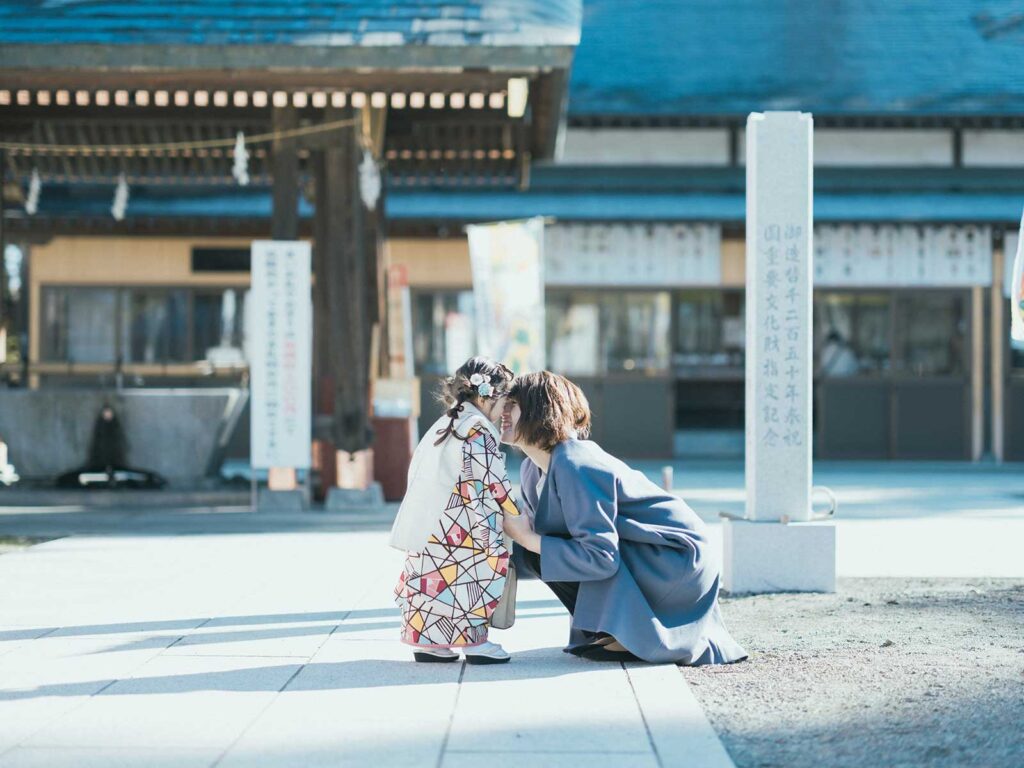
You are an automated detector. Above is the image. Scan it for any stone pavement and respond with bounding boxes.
[1,460,1022,766]
[0,531,734,768]
[2,459,1021,579]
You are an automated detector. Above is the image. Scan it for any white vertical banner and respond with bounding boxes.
[1011,212,1024,342]
[745,112,813,521]
[249,240,312,470]
[467,217,546,374]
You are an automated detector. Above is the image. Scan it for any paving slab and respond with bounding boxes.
[218,641,461,767]
[442,754,659,768]
[449,587,652,756]
[20,655,302,750]
[0,745,219,768]
[625,664,736,768]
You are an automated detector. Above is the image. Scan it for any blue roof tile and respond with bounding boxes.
[0,0,581,46]
[569,0,1024,116]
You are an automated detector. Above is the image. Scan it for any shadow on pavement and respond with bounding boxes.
[0,645,592,702]
[0,600,566,644]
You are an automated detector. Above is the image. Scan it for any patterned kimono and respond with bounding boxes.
[394,424,519,648]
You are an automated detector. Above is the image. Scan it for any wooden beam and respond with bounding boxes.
[0,103,273,125]
[3,215,281,238]
[0,46,571,82]
[270,106,299,240]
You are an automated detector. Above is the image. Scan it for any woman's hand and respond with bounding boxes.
[503,511,542,554]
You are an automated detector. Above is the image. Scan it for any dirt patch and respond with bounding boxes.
[681,578,1024,768]
[0,536,54,555]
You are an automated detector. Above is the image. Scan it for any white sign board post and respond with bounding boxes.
[249,240,312,509]
[723,112,836,594]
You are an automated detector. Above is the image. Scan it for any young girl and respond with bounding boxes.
[390,357,520,664]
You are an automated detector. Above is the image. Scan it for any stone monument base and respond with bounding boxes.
[722,518,836,594]
[325,482,385,512]
[257,488,306,513]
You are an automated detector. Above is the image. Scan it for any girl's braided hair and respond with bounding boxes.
[433,356,515,445]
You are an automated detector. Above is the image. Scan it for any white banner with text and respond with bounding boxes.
[249,240,312,469]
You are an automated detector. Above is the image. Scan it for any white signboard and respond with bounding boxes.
[814,224,992,287]
[746,111,813,522]
[249,240,312,469]
[467,217,545,374]
[545,223,721,286]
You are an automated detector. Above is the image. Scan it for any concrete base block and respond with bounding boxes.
[325,483,385,512]
[257,489,306,513]
[722,518,836,594]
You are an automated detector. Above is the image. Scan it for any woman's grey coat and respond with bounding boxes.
[514,439,747,665]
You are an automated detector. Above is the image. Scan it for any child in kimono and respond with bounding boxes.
[390,357,520,664]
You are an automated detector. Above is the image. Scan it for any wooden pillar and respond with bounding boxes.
[312,155,330,418]
[991,245,1006,462]
[365,184,387,378]
[310,144,338,494]
[971,285,985,461]
[0,149,6,333]
[271,106,299,240]
[320,106,373,457]
[364,105,389,380]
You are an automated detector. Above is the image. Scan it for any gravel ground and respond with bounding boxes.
[681,579,1024,768]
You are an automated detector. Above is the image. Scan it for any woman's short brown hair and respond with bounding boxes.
[509,371,592,451]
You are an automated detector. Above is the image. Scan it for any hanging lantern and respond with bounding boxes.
[232,131,250,186]
[359,150,381,211]
[111,172,129,221]
[24,168,41,216]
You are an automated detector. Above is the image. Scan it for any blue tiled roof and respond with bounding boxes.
[0,1,581,46]
[569,0,1024,116]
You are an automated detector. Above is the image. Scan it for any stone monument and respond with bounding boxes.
[722,111,837,594]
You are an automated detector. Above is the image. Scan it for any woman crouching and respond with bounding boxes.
[500,371,748,666]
